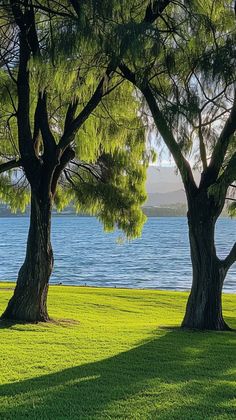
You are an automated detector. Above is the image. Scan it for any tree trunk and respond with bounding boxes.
[182,197,230,330]
[2,191,53,322]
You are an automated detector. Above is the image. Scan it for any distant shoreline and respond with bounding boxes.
[0,214,232,218]
[0,203,231,217]
[0,281,235,294]
[0,207,189,217]
[0,214,188,218]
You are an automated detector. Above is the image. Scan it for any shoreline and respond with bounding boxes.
[0,214,233,218]
[0,281,235,294]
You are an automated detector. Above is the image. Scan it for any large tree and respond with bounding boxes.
[0,0,171,321]
[120,0,236,330]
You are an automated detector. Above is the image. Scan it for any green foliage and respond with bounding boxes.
[0,173,30,212]
[53,185,73,212]
[68,82,148,238]
[124,0,235,166]
[50,76,150,237]
[112,0,236,221]
[0,1,154,238]
[2,0,234,230]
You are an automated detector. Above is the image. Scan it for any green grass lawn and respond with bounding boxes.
[0,283,235,419]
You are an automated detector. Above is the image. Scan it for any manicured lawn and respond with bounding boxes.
[0,283,235,419]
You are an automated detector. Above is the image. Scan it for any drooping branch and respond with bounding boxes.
[64,169,76,187]
[32,1,77,20]
[0,158,22,174]
[66,167,85,183]
[5,85,17,113]
[71,161,103,182]
[119,63,197,195]
[69,0,172,23]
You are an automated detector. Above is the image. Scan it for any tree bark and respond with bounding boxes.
[1,191,53,322]
[182,193,230,331]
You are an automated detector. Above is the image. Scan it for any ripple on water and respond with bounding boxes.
[0,216,235,292]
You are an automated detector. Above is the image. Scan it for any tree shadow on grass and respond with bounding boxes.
[0,319,29,329]
[0,318,79,330]
[0,328,235,419]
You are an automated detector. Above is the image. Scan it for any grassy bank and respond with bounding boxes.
[0,283,235,419]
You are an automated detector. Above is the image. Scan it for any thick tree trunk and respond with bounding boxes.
[182,197,230,330]
[2,191,53,322]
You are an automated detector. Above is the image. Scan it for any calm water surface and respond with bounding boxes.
[0,216,235,292]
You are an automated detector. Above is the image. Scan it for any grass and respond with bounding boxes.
[0,283,235,419]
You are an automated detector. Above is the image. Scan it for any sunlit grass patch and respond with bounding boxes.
[0,283,235,419]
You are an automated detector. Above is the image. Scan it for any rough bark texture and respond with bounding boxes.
[182,190,230,331]
[2,192,53,322]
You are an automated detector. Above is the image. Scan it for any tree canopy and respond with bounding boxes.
[119,0,236,187]
[0,0,165,238]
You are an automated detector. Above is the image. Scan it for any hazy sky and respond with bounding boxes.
[147,166,200,194]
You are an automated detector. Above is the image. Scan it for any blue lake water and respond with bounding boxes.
[0,216,235,292]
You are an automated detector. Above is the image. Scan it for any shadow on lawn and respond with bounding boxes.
[0,328,236,419]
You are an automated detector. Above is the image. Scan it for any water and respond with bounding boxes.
[0,216,235,292]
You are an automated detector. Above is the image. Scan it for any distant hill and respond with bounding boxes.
[0,166,207,217]
[143,166,196,213]
[146,166,200,194]
[143,205,187,217]
[145,189,186,206]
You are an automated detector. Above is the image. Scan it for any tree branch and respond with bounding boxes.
[71,161,103,182]
[206,89,236,184]
[226,197,236,201]
[198,114,207,171]
[10,1,36,160]
[64,169,76,187]
[36,92,57,158]
[57,0,172,153]
[57,74,109,153]
[51,147,75,195]
[223,242,236,272]
[64,99,79,133]
[0,158,22,174]
[216,149,236,189]
[119,63,197,195]
[144,0,171,23]
[30,1,77,20]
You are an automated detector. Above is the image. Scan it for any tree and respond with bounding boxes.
[0,0,170,322]
[119,0,236,330]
